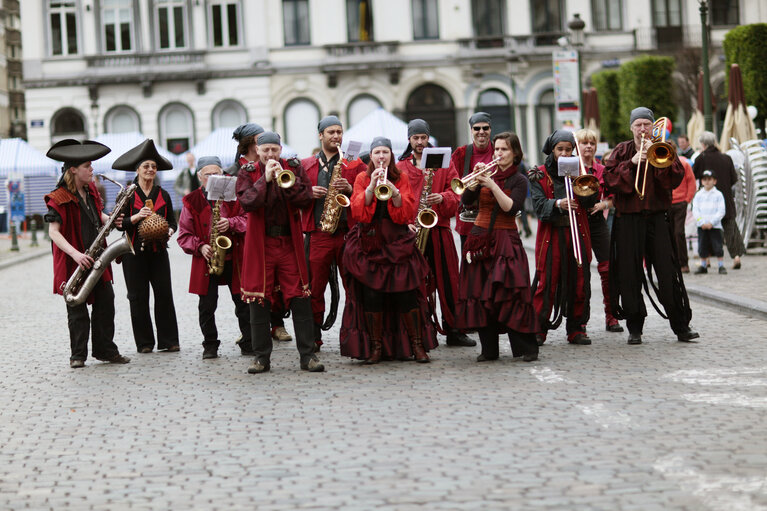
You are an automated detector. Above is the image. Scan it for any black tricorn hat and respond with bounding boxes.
[112,139,173,171]
[46,139,111,166]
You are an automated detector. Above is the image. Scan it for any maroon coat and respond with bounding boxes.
[604,140,684,214]
[177,187,247,295]
[449,143,494,235]
[300,154,366,233]
[45,183,112,303]
[235,158,313,304]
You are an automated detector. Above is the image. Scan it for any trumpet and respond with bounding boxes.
[636,117,676,200]
[277,168,295,188]
[450,157,501,195]
[374,158,392,201]
[572,141,600,197]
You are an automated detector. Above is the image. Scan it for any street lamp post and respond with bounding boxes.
[568,14,586,128]
[699,0,713,132]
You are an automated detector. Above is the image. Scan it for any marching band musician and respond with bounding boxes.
[340,136,437,364]
[44,140,131,368]
[603,107,698,345]
[229,123,294,344]
[529,130,594,346]
[449,112,495,251]
[235,131,324,374]
[300,116,366,352]
[115,139,180,354]
[574,129,624,334]
[177,157,251,359]
[455,132,539,362]
[397,119,475,348]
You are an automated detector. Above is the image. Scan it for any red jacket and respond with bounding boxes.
[396,156,459,228]
[449,143,495,235]
[44,182,112,302]
[177,187,247,295]
[300,154,366,233]
[350,171,416,225]
[672,156,697,205]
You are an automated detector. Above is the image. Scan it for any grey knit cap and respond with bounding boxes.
[257,131,281,146]
[407,119,430,137]
[196,156,222,173]
[318,115,342,133]
[629,107,655,126]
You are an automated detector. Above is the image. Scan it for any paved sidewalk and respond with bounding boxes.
[0,230,51,270]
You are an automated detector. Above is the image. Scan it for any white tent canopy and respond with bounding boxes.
[341,108,438,158]
[183,127,298,168]
[0,138,58,178]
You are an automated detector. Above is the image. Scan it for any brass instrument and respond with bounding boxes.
[62,174,136,306]
[414,168,439,254]
[636,117,676,200]
[572,141,600,197]
[207,199,232,276]
[562,167,584,268]
[277,167,296,188]
[318,144,351,234]
[374,157,392,200]
[450,157,501,195]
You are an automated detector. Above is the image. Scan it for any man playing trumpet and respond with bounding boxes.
[300,116,366,352]
[604,107,698,345]
[177,157,250,359]
[398,119,475,347]
[235,132,324,373]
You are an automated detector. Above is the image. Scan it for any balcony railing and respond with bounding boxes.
[457,33,566,54]
[323,41,400,59]
[85,50,206,69]
[634,25,710,51]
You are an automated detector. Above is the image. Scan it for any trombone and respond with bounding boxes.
[450,157,501,195]
[572,141,600,197]
[635,116,675,200]
[374,158,393,200]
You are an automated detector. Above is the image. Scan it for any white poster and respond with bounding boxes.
[553,50,581,131]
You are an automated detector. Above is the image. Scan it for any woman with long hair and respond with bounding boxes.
[456,132,538,362]
[115,139,180,354]
[340,136,437,364]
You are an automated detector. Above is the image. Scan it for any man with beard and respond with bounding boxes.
[398,119,475,347]
[300,116,366,352]
[449,112,495,251]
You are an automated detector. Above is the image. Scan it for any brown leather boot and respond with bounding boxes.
[364,311,383,364]
[599,266,624,332]
[402,308,429,363]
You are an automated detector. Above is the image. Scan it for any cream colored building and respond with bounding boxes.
[20,0,767,162]
[0,0,23,139]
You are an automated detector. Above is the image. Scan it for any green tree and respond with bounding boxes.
[591,69,623,146]
[723,23,767,134]
[618,55,677,135]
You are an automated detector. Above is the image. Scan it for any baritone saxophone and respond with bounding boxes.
[318,144,351,234]
[207,199,232,276]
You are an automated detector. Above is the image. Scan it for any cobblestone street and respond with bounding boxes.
[2,232,766,510]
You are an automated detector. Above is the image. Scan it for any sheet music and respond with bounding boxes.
[557,156,580,177]
[345,140,363,161]
[420,147,452,169]
[206,175,237,201]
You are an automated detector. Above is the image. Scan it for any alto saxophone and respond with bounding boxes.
[414,168,439,254]
[207,199,232,276]
[62,175,136,306]
[318,145,351,234]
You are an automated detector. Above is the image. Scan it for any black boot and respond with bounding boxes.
[292,297,324,372]
[202,339,220,359]
[446,328,477,347]
[247,302,272,373]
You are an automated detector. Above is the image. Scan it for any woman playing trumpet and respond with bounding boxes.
[529,130,595,346]
[340,136,437,364]
[455,132,538,362]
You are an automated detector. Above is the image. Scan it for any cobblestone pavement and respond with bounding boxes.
[1,229,766,511]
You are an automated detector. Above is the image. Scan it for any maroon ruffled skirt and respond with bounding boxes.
[456,228,538,333]
[340,219,438,360]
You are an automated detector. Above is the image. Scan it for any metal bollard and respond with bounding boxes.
[30,219,39,247]
[10,221,19,252]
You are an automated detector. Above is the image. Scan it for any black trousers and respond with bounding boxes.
[722,217,746,258]
[250,297,315,364]
[589,214,610,263]
[478,321,538,359]
[67,280,120,361]
[609,212,692,336]
[121,248,179,351]
[198,260,250,349]
[424,234,459,329]
[668,202,689,267]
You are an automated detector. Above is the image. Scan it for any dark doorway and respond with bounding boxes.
[406,84,456,150]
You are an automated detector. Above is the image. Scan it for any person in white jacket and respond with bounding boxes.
[692,170,727,274]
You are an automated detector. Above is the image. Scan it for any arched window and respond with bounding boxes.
[104,105,141,133]
[284,98,320,158]
[477,89,512,133]
[212,99,247,129]
[406,84,455,149]
[535,89,555,159]
[51,107,87,143]
[159,103,194,154]
[347,94,381,127]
